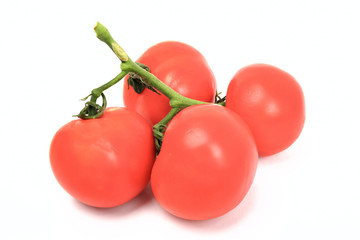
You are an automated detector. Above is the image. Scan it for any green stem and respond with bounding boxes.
[153,108,181,153]
[94,22,210,109]
[155,107,181,128]
[94,22,128,62]
[125,60,208,108]
[77,71,128,119]
[93,22,221,151]
[90,71,128,99]
[87,71,128,116]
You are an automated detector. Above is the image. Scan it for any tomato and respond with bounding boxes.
[123,41,217,125]
[226,64,305,156]
[151,104,258,220]
[49,107,155,208]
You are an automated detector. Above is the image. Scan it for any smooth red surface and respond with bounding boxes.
[123,41,217,125]
[226,64,305,156]
[49,108,155,208]
[151,104,258,220]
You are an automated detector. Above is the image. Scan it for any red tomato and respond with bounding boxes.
[49,107,155,208]
[226,64,305,156]
[123,41,217,125]
[151,104,258,220]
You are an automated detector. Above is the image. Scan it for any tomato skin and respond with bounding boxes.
[49,108,155,208]
[151,104,258,220]
[123,41,217,125]
[226,64,305,156]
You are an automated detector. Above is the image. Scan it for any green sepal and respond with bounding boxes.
[128,76,145,93]
[215,91,226,105]
[127,62,161,95]
[74,93,107,119]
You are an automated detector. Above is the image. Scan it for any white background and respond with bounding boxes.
[1,0,359,239]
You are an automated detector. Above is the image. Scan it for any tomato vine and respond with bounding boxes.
[50,21,304,219]
[77,22,218,151]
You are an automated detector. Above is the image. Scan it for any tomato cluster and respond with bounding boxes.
[50,40,305,220]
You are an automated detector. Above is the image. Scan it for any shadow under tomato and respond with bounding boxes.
[157,184,259,232]
[72,184,154,218]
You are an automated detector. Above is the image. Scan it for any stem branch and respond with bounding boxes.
[77,71,128,119]
[155,107,181,127]
[91,71,128,98]
[153,108,181,153]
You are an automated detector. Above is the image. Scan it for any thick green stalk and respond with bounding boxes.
[123,59,208,108]
[94,22,209,109]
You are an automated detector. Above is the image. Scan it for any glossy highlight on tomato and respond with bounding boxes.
[151,104,258,220]
[49,107,156,208]
[226,64,305,156]
[123,41,217,125]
